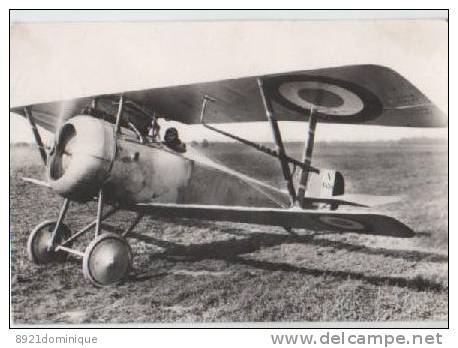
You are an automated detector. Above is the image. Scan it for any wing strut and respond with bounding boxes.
[257,78,297,206]
[199,96,319,175]
[24,106,47,165]
[297,108,318,208]
[114,94,124,134]
[198,85,322,208]
[108,94,125,168]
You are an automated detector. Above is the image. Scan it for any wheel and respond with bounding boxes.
[83,233,132,287]
[27,220,72,264]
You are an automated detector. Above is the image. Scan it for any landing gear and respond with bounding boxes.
[83,233,132,287]
[27,188,142,287]
[27,220,72,264]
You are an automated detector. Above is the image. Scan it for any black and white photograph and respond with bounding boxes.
[9,10,448,328]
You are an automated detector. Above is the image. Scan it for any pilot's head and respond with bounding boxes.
[164,127,179,143]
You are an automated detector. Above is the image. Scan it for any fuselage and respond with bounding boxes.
[47,115,285,208]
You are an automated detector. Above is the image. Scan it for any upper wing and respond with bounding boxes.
[126,64,446,127]
[10,64,447,132]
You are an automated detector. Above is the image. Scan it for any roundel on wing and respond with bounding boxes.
[264,75,384,123]
[318,216,366,231]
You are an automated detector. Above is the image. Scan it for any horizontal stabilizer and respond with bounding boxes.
[337,194,402,207]
[131,203,414,238]
[280,193,401,208]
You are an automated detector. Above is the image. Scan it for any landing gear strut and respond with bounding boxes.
[26,188,141,287]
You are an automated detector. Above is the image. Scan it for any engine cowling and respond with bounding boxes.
[47,115,116,201]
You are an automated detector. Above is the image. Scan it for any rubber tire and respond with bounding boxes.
[27,220,72,264]
[83,233,132,287]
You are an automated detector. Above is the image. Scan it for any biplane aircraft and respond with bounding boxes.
[10,64,447,287]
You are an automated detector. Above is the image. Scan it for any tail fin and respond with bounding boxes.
[306,169,344,197]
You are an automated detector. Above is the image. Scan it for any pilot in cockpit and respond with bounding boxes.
[163,127,186,153]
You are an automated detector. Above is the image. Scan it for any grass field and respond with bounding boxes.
[10,140,448,325]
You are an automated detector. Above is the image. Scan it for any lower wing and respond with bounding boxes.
[20,176,412,237]
[130,203,414,238]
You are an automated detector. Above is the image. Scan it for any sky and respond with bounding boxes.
[10,19,448,144]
